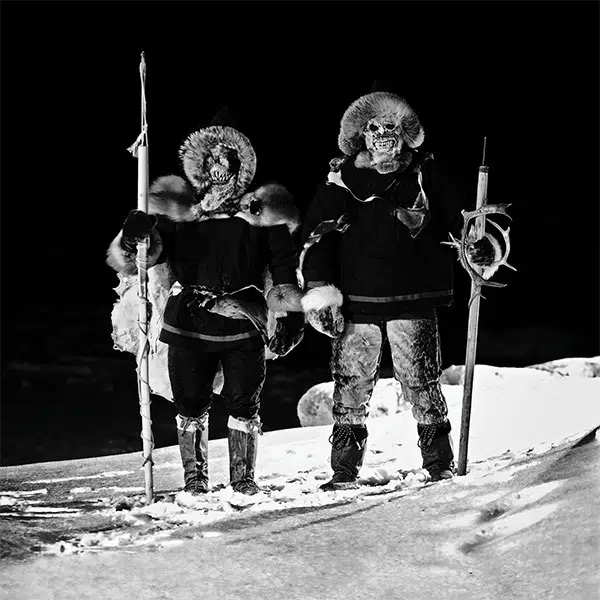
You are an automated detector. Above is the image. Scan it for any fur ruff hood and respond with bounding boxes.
[178,125,256,213]
[338,92,425,157]
[148,175,300,233]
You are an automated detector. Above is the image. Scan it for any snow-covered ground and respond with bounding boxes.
[1,358,599,599]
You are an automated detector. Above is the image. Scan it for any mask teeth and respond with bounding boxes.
[374,138,395,151]
[210,166,232,183]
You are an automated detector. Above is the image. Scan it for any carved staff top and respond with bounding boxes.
[443,138,516,303]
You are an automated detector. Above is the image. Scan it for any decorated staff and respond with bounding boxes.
[124,52,154,504]
[443,138,515,476]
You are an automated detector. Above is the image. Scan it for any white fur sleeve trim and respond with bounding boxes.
[301,284,344,312]
[106,232,129,271]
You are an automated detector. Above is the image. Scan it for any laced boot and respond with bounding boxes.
[319,424,368,491]
[228,416,262,495]
[176,413,209,494]
[418,420,455,482]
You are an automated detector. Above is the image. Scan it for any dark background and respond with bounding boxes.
[1,0,599,466]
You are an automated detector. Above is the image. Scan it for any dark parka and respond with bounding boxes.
[155,216,298,351]
[300,153,467,323]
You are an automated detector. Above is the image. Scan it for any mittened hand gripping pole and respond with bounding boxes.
[442,139,516,302]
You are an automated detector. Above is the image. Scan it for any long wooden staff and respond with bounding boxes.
[457,140,489,476]
[127,51,154,504]
[444,139,515,476]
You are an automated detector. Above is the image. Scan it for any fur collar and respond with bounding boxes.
[330,160,398,200]
[148,175,300,232]
[329,150,433,176]
[353,149,414,173]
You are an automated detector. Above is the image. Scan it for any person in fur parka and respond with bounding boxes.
[299,88,496,489]
[107,115,304,496]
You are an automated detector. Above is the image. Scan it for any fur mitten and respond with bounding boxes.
[268,313,305,357]
[121,210,158,252]
[301,284,345,338]
[466,237,496,267]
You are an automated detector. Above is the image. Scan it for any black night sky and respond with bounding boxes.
[1,1,599,466]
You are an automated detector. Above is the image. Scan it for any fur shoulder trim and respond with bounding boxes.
[148,175,198,221]
[146,176,300,231]
[301,284,344,312]
[235,182,301,233]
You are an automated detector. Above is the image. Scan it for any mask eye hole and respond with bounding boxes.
[368,123,379,132]
[384,123,396,131]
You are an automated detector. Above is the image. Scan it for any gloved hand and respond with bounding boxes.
[305,304,345,338]
[466,236,496,268]
[268,312,305,357]
[120,209,157,252]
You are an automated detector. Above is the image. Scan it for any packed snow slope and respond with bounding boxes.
[1,360,599,600]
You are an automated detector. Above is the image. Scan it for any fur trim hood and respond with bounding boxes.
[178,125,257,213]
[338,92,425,156]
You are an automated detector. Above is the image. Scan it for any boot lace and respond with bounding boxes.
[417,423,438,450]
[417,420,452,450]
[329,424,367,450]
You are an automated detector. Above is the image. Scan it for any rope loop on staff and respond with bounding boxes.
[127,125,148,157]
[136,244,155,467]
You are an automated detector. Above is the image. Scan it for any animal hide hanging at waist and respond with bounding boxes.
[184,284,270,343]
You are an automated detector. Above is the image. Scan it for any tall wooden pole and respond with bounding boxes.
[457,139,488,477]
[135,52,154,504]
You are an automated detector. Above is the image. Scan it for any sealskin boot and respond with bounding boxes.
[176,413,209,494]
[228,416,262,495]
[319,424,368,491]
[418,420,455,482]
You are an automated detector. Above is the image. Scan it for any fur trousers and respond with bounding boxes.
[330,316,448,426]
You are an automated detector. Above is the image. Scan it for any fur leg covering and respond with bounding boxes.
[228,416,262,495]
[176,413,209,494]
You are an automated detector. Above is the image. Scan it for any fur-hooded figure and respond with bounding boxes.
[337,91,425,175]
[149,104,299,225]
[107,116,303,402]
[107,119,300,276]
